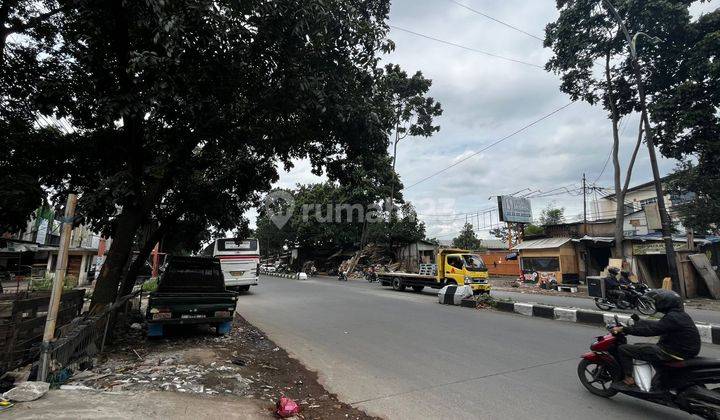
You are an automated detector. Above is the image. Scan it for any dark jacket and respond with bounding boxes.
[624,309,701,359]
[605,274,621,290]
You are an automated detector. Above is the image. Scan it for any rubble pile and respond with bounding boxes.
[57,316,379,420]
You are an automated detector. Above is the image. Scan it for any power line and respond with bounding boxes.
[389,25,544,69]
[405,101,574,190]
[449,0,544,41]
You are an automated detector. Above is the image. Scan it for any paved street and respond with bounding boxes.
[237,275,720,419]
[491,289,720,325]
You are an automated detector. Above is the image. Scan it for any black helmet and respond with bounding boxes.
[620,270,630,277]
[608,267,620,275]
[647,289,683,313]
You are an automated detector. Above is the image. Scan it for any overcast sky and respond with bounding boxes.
[248,0,719,241]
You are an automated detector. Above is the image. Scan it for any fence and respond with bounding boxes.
[45,291,138,380]
[0,290,85,377]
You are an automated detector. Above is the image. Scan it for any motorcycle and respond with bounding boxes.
[594,283,656,315]
[364,269,378,283]
[578,315,720,419]
[338,271,347,281]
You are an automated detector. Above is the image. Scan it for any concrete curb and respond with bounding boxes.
[460,298,720,345]
[260,271,300,280]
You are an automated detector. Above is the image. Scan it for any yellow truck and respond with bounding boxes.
[377,248,491,294]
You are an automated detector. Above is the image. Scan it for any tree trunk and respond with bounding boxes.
[118,223,166,298]
[89,208,142,312]
[605,52,625,259]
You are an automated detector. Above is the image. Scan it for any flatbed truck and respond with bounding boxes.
[377,248,491,294]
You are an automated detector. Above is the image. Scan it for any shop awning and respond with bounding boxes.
[511,238,571,250]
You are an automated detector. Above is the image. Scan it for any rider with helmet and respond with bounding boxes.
[604,267,627,308]
[612,289,701,387]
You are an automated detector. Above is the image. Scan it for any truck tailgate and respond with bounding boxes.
[147,292,237,323]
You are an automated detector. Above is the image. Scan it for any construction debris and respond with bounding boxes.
[2,381,49,402]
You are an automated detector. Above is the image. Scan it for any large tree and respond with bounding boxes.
[2,0,407,310]
[380,63,443,210]
[650,9,720,234]
[544,0,695,257]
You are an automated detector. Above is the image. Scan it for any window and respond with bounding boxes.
[446,255,464,269]
[462,255,487,271]
[522,257,560,272]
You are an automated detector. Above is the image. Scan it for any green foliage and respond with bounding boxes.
[452,223,483,250]
[141,277,158,293]
[255,185,426,256]
[649,10,720,234]
[381,63,443,140]
[539,205,565,226]
[524,224,545,236]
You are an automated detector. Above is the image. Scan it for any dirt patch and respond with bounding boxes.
[65,315,379,420]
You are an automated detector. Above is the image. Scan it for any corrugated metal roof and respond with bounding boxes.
[511,237,571,250]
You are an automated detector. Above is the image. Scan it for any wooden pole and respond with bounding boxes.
[38,193,77,381]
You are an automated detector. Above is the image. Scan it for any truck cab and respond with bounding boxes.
[437,249,491,294]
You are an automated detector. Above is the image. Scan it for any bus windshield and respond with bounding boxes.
[462,254,487,272]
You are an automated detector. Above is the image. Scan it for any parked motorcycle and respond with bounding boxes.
[364,269,378,283]
[594,283,656,315]
[338,271,347,281]
[578,315,720,419]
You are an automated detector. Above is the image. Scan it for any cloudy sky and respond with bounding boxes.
[249,0,719,241]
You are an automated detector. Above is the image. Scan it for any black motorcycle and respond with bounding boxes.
[338,271,347,281]
[579,315,720,419]
[594,283,656,315]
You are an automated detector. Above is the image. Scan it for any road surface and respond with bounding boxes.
[236,275,720,419]
[491,289,720,325]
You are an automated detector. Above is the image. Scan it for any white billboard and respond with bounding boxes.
[497,196,533,224]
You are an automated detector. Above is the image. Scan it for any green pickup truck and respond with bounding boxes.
[146,256,237,337]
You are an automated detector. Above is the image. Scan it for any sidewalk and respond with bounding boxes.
[8,389,272,420]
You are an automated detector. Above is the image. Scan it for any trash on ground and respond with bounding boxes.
[276,396,300,418]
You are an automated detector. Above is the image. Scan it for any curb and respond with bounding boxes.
[260,271,300,280]
[461,299,720,345]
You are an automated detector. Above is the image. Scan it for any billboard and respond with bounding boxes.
[497,196,532,224]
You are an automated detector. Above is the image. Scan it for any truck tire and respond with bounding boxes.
[411,286,424,293]
[392,277,406,291]
[237,285,250,292]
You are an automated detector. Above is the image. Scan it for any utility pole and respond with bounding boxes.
[603,0,682,297]
[582,173,587,231]
[38,193,77,381]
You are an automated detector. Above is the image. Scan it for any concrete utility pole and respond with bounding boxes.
[602,0,683,297]
[582,173,587,228]
[38,193,77,381]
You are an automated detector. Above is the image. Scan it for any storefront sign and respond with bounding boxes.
[632,242,687,255]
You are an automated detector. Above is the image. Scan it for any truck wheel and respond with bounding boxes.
[237,285,250,292]
[392,277,406,291]
[411,286,424,293]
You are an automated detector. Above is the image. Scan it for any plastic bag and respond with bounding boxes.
[276,396,300,418]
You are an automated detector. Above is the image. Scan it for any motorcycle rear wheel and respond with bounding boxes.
[594,298,613,311]
[577,359,618,398]
[636,296,657,316]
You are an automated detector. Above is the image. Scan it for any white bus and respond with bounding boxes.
[211,238,260,292]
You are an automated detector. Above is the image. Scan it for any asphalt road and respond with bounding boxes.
[236,275,720,420]
[491,289,720,325]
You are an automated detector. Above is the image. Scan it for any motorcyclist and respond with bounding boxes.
[604,267,626,307]
[619,270,633,287]
[611,289,701,388]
